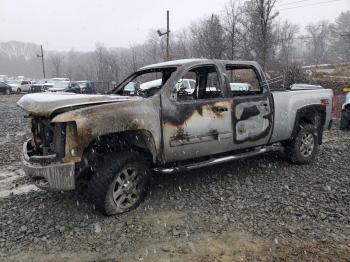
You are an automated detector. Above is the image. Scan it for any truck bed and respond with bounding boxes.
[270,89,333,143]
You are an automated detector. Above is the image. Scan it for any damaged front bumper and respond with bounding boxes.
[21,140,76,191]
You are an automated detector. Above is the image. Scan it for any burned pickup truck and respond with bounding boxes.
[18,59,334,215]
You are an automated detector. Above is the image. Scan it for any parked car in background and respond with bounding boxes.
[0,81,12,94]
[340,92,350,130]
[122,79,163,96]
[51,78,70,82]
[7,79,32,93]
[230,82,250,91]
[31,79,49,92]
[77,81,96,94]
[48,81,81,93]
[44,78,70,91]
[176,78,196,94]
[31,78,70,92]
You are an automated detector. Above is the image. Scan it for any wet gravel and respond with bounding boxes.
[0,94,349,261]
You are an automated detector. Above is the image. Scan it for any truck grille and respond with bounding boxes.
[31,118,66,158]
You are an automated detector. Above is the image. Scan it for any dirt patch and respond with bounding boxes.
[143,210,187,227]
[5,231,350,261]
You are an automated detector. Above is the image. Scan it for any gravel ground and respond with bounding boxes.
[0,94,349,261]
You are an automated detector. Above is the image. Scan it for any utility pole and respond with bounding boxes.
[166,10,170,61]
[157,10,170,61]
[37,45,46,79]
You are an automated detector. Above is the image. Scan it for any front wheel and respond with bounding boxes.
[88,152,149,215]
[285,123,319,164]
[5,88,10,95]
[17,88,21,93]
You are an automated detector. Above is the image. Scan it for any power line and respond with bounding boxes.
[278,0,342,10]
[277,0,321,7]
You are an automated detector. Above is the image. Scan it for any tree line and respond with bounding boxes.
[0,0,349,83]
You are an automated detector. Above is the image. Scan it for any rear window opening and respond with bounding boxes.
[226,65,262,95]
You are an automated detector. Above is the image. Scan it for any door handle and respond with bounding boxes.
[212,106,228,112]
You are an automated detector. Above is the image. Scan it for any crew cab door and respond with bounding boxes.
[161,64,233,163]
[225,64,273,149]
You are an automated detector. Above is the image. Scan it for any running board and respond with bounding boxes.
[154,144,281,174]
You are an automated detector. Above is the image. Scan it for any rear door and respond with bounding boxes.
[162,64,233,162]
[226,64,274,149]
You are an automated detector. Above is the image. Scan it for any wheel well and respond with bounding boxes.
[76,130,157,184]
[88,130,156,160]
[291,105,326,145]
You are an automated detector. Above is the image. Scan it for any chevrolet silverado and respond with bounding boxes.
[17,59,334,215]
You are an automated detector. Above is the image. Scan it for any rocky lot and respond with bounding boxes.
[0,94,349,261]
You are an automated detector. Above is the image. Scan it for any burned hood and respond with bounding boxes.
[17,92,140,117]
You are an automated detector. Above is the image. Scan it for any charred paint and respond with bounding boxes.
[209,129,219,140]
[163,100,231,128]
[50,97,162,163]
[238,105,260,120]
[162,102,207,127]
[171,127,191,141]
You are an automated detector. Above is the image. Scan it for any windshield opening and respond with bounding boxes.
[113,67,177,97]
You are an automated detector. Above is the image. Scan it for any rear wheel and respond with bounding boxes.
[5,88,10,95]
[88,152,149,215]
[17,88,21,93]
[285,123,318,164]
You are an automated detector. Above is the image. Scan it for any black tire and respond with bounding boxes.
[17,88,21,93]
[5,88,10,95]
[87,151,149,215]
[340,114,349,130]
[285,123,319,164]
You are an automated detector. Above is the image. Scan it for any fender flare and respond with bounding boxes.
[290,104,326,145]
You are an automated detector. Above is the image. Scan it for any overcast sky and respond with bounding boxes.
[0,0,349,51]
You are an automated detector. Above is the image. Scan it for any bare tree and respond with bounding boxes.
[329,11,350,62]
[48,53,64,77]
[143,31,164,63]
[276,20,299,67]
[222,0,242,60]
[2,2,349,81]
[305,21,330,66]
[172,29,192,59]
[191,14,225,59]
[242,0,279,69]
[129,44,139,73]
